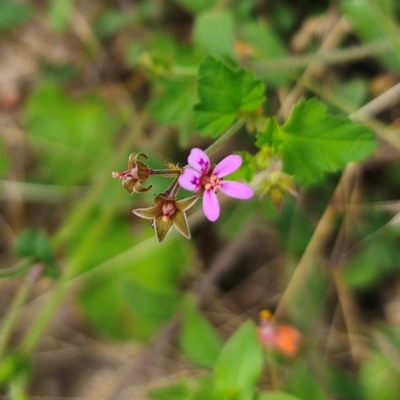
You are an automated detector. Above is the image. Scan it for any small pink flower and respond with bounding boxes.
[178,148,253,221]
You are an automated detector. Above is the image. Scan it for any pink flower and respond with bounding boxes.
[178,148,253,221]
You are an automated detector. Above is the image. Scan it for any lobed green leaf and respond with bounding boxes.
[257,98,375,186]
[194,56,265,137]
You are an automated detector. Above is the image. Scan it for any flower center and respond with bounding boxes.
[201,174,222,193]
[161,201,176,222]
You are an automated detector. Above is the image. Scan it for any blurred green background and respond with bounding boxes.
[1,0,400,399]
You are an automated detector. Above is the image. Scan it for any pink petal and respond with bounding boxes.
[213,155,242,178]
[220,181,253,199]
[203,190,220,221]
[188,148,210,174]
[178,169,201,192]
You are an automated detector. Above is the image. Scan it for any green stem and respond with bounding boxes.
[250,40,391,71]
[20,191,122,354]
[150,169,182,176]
[0,278,32,358]
[366,0,400,66]
[0,258,34,279]
[162,176,181,198]
[19,115,145,353]
[205,118,246,156]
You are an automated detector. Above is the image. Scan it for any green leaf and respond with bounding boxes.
[48,0,75,32]
[78,228,192,340]
[257,98,375,186]
[256,117,281,149]
[148,380,194,400]
[25,82,123,186]
[0,1,33,32]
[213,320,263,400]
[14,230,38,259]
[123,280,182,322]
[193,10,235,58]
[359,351,400,400]
[341,0,400,71]
[14,229,58,278]
[258,392,304,400]
[174,0,217,14]
[342,224,400,289]
[0,138,10,177]
[194,56,265,137]
[285,361,327,400]
[149,78,197,145]
[0,352,32,387]
[95,9,127,39]
[327,365,362,399]
[179,298,223,368]
[238,22,289,86]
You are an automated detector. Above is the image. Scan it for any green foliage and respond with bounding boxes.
[0,352,32,388]
[359,351,400,400]
[342,218,400,289]
[2,1,397,398]
[148,380,194,400]
[257,98,376,185]
[48,0,75,32]
[149,77,197,145]
[79,234,192,339]
[341,0,400,71]
[0,138,10,177]
[193,10,235,58]
[238,21,289,86]
[148,382,190,400]
[258,392,304,400]
[213,320,264,400]
[194,56,265,137]
[14,229,59,278]
[25,82,123,186]
[148,320,264,400]
[284,361,327,400]
[174,0,217,14]
[95,8,131,39]
[179,298,223,368]
[123,280,182,327]
[0,1,33,32]
[331,79,368,112]
[327,365,362,400]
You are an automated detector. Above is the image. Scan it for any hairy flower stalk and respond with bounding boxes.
[178,148,253,221]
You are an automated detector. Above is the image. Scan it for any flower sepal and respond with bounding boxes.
[112,153,152,194]
[132,194,199,242]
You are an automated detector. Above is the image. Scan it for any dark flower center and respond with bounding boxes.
[201,174,222,193]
